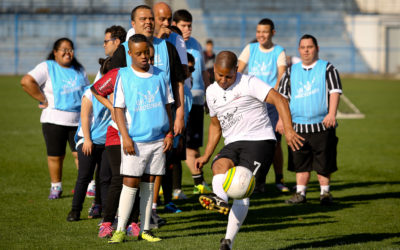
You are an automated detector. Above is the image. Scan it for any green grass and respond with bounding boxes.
[0,76,399,249]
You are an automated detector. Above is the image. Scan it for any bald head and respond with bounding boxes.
[215,51,238,71]
[153,2,172,14]
[153,2,172,34]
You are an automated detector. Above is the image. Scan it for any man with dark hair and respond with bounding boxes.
[277,34,342,205]
[238,17,290,194]
[173,9,212,195]
[196,51,303,250]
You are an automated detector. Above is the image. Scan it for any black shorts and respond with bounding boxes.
[288,128,338,176]
[42,123,77,156]
[212,140,276,175]
[186,104,204,149]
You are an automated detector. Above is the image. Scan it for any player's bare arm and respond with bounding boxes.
[81,96,93,156]
[265,89,304,151]
[114,107,135,155]
[92,91,115,121]
[274,65,287,90]
[323,92,340,128]
[163,103,174,152]
[195,116,222,169]
[21,74,48,108]
[237,60,247,73]
[174,81,185,135]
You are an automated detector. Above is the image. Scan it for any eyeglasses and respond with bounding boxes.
[58,48,74,53]
[104,38,116,44]
[189,66,195,73]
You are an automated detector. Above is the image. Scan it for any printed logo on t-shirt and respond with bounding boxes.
[249,60,273,77]
[294,77,319,99]
[220,107,243,130]
[135,87,162,112]
[61,75,81,94]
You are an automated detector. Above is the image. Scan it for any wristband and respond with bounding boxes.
[166,133,174,138]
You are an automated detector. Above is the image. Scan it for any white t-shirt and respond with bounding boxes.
[206,73,276,145]
[28,61,90,126]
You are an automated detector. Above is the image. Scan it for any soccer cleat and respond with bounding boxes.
[285,192,307,204]
[220,238,232,250]
[66,210,80,222]
[199,193,229,215]
[320,192,333,205]
[108,230,125,244]
[86,180,96,198]
[126,222,140,237]
[88,201,102,219]
[150,209,167,229]
[193,183,212,194]
[172,189,188,200]
[276,183,290,193]
[98,222,113,238]
[139,230,162,242]
[164,202,182,213]
[48,186,62,200]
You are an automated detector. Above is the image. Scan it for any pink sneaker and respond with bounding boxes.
[126,222,140,237]
[98,222,113,238]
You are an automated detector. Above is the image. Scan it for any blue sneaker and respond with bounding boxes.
[164,202,182,213]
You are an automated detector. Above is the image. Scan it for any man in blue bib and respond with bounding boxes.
[277,34,342,205]
[238,18,289,193]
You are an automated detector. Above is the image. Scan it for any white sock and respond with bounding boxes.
[139,182,154,232]
[212,174,228,202]
[320,185,330,195]
[297,185,307,196]
[225,198,249,248]
[152,202,157,210]
[116,184,137,232]
[51,182,62,190]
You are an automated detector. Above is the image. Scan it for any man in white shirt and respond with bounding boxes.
[195,51,304,250]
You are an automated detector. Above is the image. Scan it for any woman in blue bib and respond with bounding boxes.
[21,37,90,200]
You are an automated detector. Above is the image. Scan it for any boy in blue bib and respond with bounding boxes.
[109,34,174,244]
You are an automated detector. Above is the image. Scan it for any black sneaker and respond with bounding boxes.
[199,193,229,215]
[67,210,80,222]
[320,192,333,205]
[150,209,166,229]
[220,238,231,250]
[285,192,307,204]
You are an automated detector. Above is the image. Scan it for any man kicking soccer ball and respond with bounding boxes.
[195,51,304,250]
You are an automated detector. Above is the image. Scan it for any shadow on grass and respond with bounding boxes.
[277,233,400,249]
[158,181,400,239]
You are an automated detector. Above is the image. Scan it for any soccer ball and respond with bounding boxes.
[223,166,255,199]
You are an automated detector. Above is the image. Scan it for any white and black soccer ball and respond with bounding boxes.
[223,166,255,199]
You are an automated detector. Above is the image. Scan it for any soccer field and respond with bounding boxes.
[0,75,399,249]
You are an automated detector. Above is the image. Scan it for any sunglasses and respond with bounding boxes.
[189,66,195,73]
[104,38,116,44]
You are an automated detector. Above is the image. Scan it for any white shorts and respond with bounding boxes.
[120,139,166,177]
